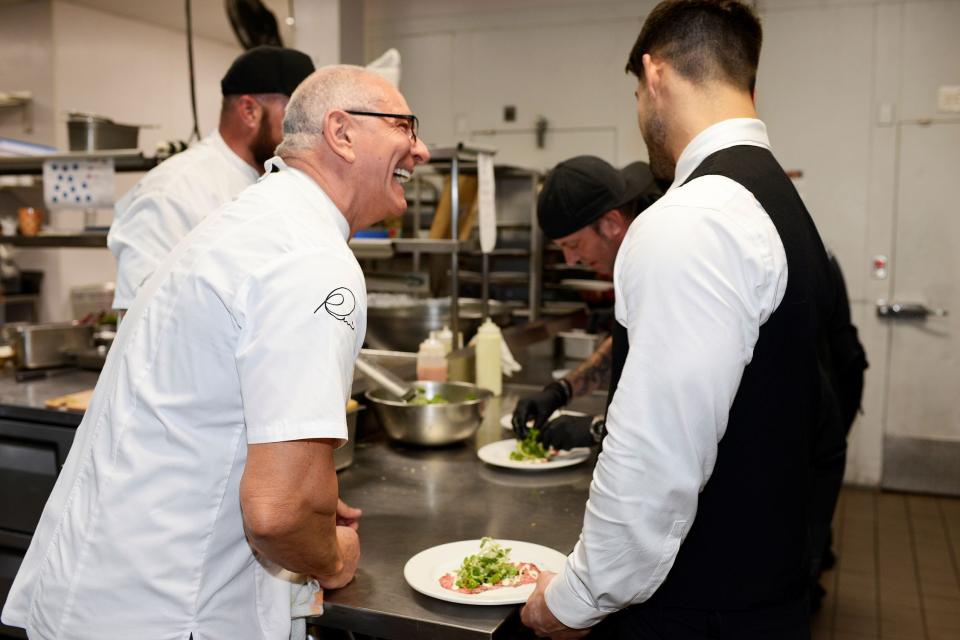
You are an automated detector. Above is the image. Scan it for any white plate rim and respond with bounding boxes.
[403,539,567,605]
[478,438,591,471]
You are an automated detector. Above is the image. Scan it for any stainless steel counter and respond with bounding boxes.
[0,369,100,426]
[314,385,607,640]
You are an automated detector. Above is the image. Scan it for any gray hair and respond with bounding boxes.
[276,64,389,155]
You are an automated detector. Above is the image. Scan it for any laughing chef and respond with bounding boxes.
[2,65,429,640]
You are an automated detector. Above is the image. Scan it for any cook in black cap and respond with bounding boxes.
[108,46,315,312]
[511,155,662,451]
[220,46,316,168]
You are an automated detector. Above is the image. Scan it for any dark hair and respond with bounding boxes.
[625,0,762,93]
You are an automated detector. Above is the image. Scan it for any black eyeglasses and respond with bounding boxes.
[345,110,419,143]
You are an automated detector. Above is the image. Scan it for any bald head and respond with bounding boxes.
[276,65,396,156]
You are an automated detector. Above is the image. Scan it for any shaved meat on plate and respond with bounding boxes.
[440,562,541,594]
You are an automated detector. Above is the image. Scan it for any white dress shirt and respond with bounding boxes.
[2,158,366,640]
[545,119,789,628]
[108,130,260,310]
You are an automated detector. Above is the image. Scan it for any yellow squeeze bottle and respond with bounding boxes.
[474,318,502,396]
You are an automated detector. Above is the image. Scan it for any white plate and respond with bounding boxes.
[403,539,567,605]
[478,438,591,471]
[498,409,586,431]
[560,278,614,292]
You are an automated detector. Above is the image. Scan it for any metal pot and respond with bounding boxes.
[365,297,513,352]
[334,401,363,471]
[365,380,492,446]
[67,112,140,151]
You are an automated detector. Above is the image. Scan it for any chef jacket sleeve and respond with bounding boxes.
[109,192,199,310]
[544,192,787,628]
[234,250,365,446]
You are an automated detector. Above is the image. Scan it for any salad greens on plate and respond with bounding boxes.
[454,537,520,589]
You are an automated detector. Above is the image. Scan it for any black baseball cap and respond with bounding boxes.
[220,46,315,97]
[538,156,657,240]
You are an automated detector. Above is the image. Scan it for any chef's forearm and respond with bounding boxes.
[243,507,342,577]
[565,336,614,398]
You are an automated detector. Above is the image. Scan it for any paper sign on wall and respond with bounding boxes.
[43,157,115,210]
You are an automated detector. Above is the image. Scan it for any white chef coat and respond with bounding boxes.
[108,130,260,310]
[545,119,789,628]
[2,157,366,640]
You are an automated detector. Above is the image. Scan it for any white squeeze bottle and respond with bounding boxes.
[416,337,448,381]
[435,325,454,354]
[474,318,502,396]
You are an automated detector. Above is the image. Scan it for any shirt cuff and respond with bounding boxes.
[544,560,609,630]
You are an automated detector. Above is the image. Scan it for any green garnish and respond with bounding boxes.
[509,427,552,462]
[455,537,519,590]
[406,387,449,406]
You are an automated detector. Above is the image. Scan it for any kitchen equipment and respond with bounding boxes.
[365,297,513,353]
[365,380,492,446]
[70,283,115,321]
[9,322,94,370]
[557,330,603,360]
[355,356,417,402]
[334,400,363,471]
[67,112,140,151]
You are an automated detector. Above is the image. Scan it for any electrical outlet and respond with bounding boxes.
[938,86,960,113]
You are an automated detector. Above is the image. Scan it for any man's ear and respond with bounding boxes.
[236,95,262,130]
[323,110,357,163]
[599,210,628,239]
[641,53,663,101]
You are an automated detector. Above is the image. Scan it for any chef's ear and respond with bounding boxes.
[235,95,263,129]
[323,110,357,163]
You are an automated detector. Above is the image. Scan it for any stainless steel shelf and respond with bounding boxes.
[349,238,479,260]
[1,233,107,248]
[0,150,158,175]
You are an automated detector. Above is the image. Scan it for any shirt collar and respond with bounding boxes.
[671,118,770,190]
[208,129,260,182]
[262,156,351,242]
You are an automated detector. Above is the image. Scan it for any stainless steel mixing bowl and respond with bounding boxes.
[365,380,493,446]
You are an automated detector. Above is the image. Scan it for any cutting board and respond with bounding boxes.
[44,388,95,412]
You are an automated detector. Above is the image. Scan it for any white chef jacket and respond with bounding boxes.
[2,157,366,640]
[545,119,789,628]
[108,130,260,310]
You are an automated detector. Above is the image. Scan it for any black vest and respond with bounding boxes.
[608,145,835,613]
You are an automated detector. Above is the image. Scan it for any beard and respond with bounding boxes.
[640,109,675,185]
[250,108,278,169]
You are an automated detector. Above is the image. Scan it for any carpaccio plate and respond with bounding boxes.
[403,539,568,605]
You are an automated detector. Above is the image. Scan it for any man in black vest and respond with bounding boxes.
[521,2,835,638]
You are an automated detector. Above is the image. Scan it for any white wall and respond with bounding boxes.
[3,0,241,321]
[366,0,959,485]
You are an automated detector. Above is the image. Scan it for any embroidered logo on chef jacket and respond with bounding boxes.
[315,287,356,330]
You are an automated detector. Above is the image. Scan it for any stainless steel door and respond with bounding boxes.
[880,121,960,494]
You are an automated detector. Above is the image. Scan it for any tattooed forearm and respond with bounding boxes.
[565,336,613,398]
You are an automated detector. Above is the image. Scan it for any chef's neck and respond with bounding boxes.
[218,124,261,172]
[281,153,363,234]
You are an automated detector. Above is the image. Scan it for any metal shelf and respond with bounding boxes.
[1,233,107,248]
[0,150,158,176]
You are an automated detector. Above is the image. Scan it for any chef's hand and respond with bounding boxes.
[336,498,361,530]
[540,415,598,450]
[512,381,570,438]
[521,571,590,639]
[317,525,360,590]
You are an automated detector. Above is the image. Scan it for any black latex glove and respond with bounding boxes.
[540,415,596,450]
[512,381,569,439]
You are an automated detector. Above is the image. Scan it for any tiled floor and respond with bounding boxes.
[811,487,960,640]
